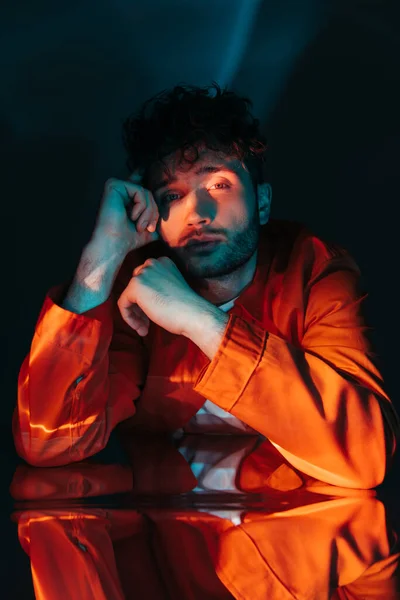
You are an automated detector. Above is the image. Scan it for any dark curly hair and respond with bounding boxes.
[121,82,269,190]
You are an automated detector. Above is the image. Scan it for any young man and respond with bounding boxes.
[13,84,399,488]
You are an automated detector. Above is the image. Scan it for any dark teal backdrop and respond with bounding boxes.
[1,4,399,593]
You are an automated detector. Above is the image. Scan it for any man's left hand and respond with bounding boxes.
[117,256,208,337]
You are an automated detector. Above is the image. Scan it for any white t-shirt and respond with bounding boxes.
[172,297,262,523]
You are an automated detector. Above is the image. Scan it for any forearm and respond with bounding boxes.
[62,236,129,314]
[192,315,397,488]
[14,290,145,467]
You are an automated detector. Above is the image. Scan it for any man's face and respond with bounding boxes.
[147,148,261,279]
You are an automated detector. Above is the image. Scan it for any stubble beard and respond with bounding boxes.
[171,206,261,280]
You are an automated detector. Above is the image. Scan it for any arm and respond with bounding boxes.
[12,238,148,467]
[189,249,400,489]
[15,510,129,600]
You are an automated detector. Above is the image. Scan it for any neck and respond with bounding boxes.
[193,249,258,306]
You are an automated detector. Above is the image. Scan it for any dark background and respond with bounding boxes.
[1,1,399,583]
[1,0,399,595]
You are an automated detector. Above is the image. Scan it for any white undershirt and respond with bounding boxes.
[173,297,260,524]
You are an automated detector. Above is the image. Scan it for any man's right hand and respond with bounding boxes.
[91,171,160,254]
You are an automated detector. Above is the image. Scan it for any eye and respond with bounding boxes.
[209,182,230,191]
[161,181,230,204]
[162,192,182,204]
[209,181,231,191]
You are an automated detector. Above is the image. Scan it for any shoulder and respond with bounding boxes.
[263,218,360,277]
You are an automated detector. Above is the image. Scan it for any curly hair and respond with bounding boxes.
[121,82,269,189]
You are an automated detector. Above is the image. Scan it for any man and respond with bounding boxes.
[12,83,399,488]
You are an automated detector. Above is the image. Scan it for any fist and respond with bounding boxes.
[117,256,203,336]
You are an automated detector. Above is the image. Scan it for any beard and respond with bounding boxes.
[169,204,261,281]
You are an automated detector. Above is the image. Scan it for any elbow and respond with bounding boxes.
[12,406,107,467]
[349,422,394,490]
[351,467,385,490]
[12,411,72,467]
[13,422,80,468]
[318,456,386,491]
[13,430,102,467]
[14,438,76,468]
[339,397,397,490]
[364,420,397,489]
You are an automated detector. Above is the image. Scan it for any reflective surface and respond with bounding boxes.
[8,434,400,599]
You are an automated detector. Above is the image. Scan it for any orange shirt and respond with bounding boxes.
[12,219,400,487]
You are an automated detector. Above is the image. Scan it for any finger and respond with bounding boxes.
[104,178,143,208]
[146,214,158,233]
[146,221,158,233]
[118,299,150,335]
[129,304,150,336]
[147,200,160,232]
[117,176,158,234]
[132,258,155,277]
[129,311,150,336]
[130,187,150,221]
[128,168,144,183]
[135,190,155,232]
[136,323,149,336]
[124,313,149,336]
[132,265,144,277]
[126,174,159,233]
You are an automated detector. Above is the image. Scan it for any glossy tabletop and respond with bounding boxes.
[5,432,400,599]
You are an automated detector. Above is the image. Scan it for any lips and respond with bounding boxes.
[185,236,222,247]
[185,240,221,254]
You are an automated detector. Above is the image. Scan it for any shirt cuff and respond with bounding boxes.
[47,282,114,322]
[193,315,267,411]
[34,282,114,364]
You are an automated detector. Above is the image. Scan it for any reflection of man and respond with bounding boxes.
[13,83,399,488]
[11,438,400,600]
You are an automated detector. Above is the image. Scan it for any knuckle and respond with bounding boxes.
[137,191,148,205]
[104,177,119,191]
[145,190,154,206]
[134,199,145,212]
[128,169,143,182]
[143,195,152,209]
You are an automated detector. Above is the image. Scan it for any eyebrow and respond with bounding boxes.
[152,164,239,194]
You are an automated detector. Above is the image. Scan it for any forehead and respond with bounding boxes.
[147,148,248,184]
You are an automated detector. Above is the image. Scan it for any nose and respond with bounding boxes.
[185,190,216,228]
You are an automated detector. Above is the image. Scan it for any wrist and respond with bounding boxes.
[80,239,127,288]
[88,230,131,259]
[182,300,230,360]
[62,238,128,314]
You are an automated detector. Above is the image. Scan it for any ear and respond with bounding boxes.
[257,183,272,225]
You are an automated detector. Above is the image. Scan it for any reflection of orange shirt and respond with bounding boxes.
[12,499,400,600]
[10,434,400,600]
[12,219,399,487]
[10,436,399,599]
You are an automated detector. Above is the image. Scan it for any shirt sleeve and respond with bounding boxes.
[194,249,400,489]
[13,269,148,467]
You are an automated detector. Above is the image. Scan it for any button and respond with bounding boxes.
[77,541,88,552]
[72,536,88,552]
